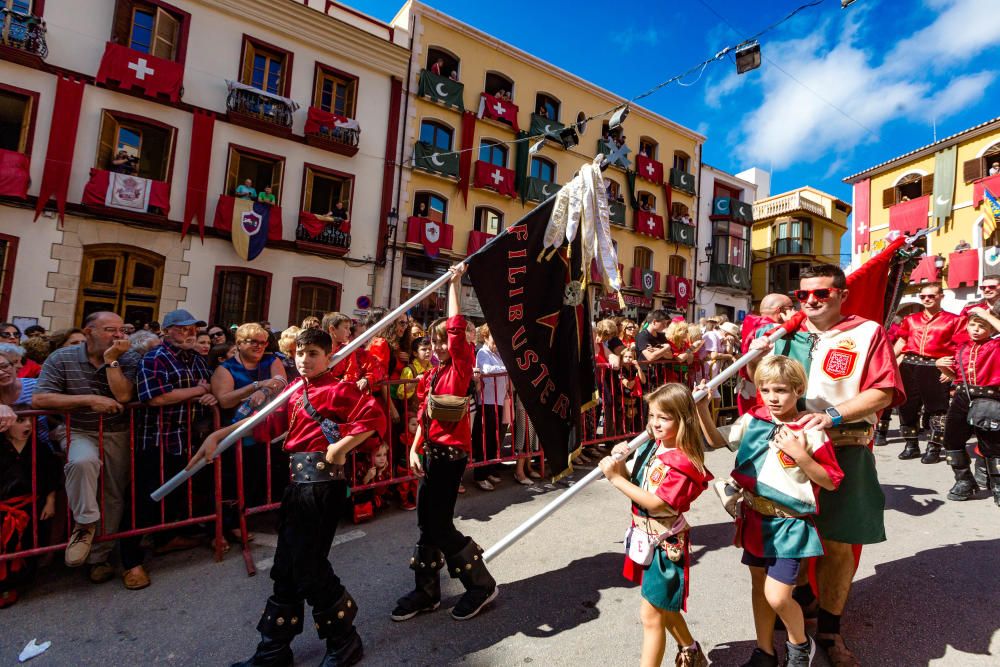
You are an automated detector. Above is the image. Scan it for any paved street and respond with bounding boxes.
[2,423,998,666]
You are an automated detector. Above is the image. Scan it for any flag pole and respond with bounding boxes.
[482,312,804,563]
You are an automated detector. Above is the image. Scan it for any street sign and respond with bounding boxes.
[356,295,371,310]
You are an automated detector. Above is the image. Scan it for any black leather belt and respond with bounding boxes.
[901,353,939,366]
[288,452,345,483]
[958,384,1000,399]
[425,444,468,462]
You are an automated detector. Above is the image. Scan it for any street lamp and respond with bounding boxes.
[384,207,401,307]
[702,243,714,263]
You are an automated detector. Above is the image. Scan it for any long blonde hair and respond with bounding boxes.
[644,383,705,472]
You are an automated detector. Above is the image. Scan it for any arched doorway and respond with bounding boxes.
[75,244,164,328]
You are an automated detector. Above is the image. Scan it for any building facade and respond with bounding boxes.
[694,164,760,322]
[844,116,1000,315]
[0,0,408,331]
[388,0,704,325]
[750,186,850,308]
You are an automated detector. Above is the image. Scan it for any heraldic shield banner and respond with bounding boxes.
[466,197,597,480]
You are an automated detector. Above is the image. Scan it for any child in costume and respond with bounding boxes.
[392,264,498,623]
[188,328,387,667]
[351,442,392,523]
[936,306,1000,505]
[697,356,843,667]
[598,383,713,667]
[619,346,646,434]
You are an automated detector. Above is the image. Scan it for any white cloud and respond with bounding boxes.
[615,26,660,52]
[711,0,1000,170]
[704,70,744,109]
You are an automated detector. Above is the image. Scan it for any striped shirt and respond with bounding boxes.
[137,342,211,455]
[35,343,138,432]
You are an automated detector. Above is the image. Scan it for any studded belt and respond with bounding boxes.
[741,491,806,519]
[901,353,939,366]
[959,384,1000,399]
[288,452,345,483]
[827,423,874,447]
[424,444,468,462]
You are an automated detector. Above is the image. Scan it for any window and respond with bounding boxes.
[484,71,513,98]
[76,245,163,329]
[601,121,622,143]
[290,278,340,326]
[314,65,357,118]
[96,110,176,181]
[212,268,271,327]
[426,47,459,80]
[535,93,559,121]
[770,262,808,296]
[419,120,453,150]
[713,182,742,200]
[241,36,291,96]
[882,173,932,207]
[226,145,284,204]
[638,191,656,210]
[633,246,652,272]
[399,273,448,325]
[0,86,36,154]
[530,157,555,182]
[668,255,686,278]
[474,206,502,235]
[896,173,923,202]
[673,151,690,173]
[712,221,749,268]
[639,137,657,159]
[478,139,507,167]
[414,192,447,223]
[671,202,690,220]
[606,180,622,201]
[774,218,813,254]
[0,233,18,321]
[111,0,188,62]
[303,165,352,216]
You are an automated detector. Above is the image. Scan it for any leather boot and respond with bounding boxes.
[988,457,1000,507]
[974,456,988,487]
[391,545,444,621]
[921,416,946,464]
[945,449,979,501]
[898,426,921,460]
[446,538,498,620]
[314,590,363,667]
[874,416,890,447]
[231,597,303,667]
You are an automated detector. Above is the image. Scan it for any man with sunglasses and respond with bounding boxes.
[892,285,963,464]
[748,264,904,667]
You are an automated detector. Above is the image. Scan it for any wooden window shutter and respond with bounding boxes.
[152,9,179,61]
[111,0,134,45]
[313,71,325,109]
[882,186,896,208]
[345,80,357,118]
[920,174,934,196]
[271,161,283,204]
[963,158,984,183]
[240,42,254,86]
[16,97,32,153]
[226,149,241,195]
[303,169,314,212]
[97,112,118,171]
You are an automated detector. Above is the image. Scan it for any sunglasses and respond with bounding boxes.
[241,339,267,347]
[982,284,999,291]
[209,331,226,337]
[918,294,939,301]
[0,331,18,339]
[794,288,842,302]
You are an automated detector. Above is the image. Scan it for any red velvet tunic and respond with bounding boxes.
[279,370,387,454]
[416,315,474,452]
[331,343,367,383]
[897,310,963,358]
[950,338,1000,387]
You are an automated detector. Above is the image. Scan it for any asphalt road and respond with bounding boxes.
[2,422,998,666]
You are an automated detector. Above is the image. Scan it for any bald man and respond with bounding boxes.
[737,294,795,414]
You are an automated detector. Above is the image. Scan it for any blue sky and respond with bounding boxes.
[356,0,1000,261]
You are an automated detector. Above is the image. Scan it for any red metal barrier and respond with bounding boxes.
[0,401,224,572]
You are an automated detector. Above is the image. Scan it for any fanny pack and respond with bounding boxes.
[427,393,470,422]
[957,348,1000,431]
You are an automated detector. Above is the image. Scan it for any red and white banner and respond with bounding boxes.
[477,93,519,131]
[473,160,517,198]
[636,154,664,185]
[406,216,454,258]
[852,178,870,253]
[635,211,665,239]
[96,42,184,102]
[675,277,692,309]
[888,195,929,236]
[82,169,171,215]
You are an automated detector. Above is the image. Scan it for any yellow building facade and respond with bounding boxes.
[750,187,850,307]
[389,1,704,323]
[844,116,1000,315]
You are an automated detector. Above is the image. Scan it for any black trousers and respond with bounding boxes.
[271,480,348,610]
[416,453,468,554]
[899,362,951,428]
[944,391,1000,458]
[471,405,503,481]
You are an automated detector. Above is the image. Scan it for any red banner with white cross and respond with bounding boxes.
[473,160,517,198]
[96,42,184,102]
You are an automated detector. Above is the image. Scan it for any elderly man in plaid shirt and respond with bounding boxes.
[119,309,218,589]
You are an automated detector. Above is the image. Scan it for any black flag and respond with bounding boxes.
[466,198,596,480]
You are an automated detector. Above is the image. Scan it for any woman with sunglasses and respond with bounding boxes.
[206,325,229,345]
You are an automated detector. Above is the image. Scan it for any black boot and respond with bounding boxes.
[231,597,303,667]
[446,538,497,620]
[898,426,921,460]
[391,545,444,621]
[988,457,1000,507]
[314,590,363,667]
[974,456,988,487]
[921,416,945,464]
[945,449,979,501]
[874,416,890,447]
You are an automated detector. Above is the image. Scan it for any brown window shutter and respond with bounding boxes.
[963,158,983,183]
[226,149,240,195]
[303,168,314,212]
[96,112,118,171]
[240,42,254,86]
[921,174,934,196]
[111,0,134,45]
[152,9,180,61]
[271,161,283,205]
[882,187,896,208]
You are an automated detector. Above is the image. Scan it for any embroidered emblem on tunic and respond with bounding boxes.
[649,465,664,484]
[822,348,858,380]
[776,449,797,468]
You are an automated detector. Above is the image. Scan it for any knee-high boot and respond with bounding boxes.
[446,538,498,621]
[231,597,303,667]
[391,545,444,621]
[898,425,921,460]
[921,415,946,464]
[945,449,979,501]
[314,590,363,667]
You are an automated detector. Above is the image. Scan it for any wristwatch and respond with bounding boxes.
[108,360,120,369]
[252,381,260,391]
[824,406,843,426]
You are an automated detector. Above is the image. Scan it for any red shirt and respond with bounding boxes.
[17,358,41,379]
[280,370,387,454]
[331,343,366,383]
[951,337,1000,387]
[416,315,474,451]
[898,310,962,358]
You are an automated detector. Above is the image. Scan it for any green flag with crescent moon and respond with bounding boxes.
[413,141,459,177]
[528,113,565,138]
[418,69,464,110]
[932,145,956,227]
[669,167,696,195]
[525,176,558,202]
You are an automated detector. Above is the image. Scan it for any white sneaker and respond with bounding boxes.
[475,480,495,491]
[487,475,502,484]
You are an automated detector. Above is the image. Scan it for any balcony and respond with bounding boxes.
[708,264,751,291]
[753,192,826,221]
[668,220,695,246]
[772,238,813,256]
[711,196,753,224]
[296,212,350,256]
[81,168,171,217]
[304,107,360,157]
[467,230,494,254]
[478,92,519,131]
[418,69,464,111]
[0,148,29,198]
[597,139,630,169]
[609,200,626,225]
[225,80,299,135]
[529,113,565,141]
[413,141,458,178]
[0,8,46,63]
[669,167,696,194]
[525,176,558,202]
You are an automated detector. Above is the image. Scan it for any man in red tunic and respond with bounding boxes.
[893,284,963,463]
[189,328,387,667]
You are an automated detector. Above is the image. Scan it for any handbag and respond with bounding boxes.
[624,524,656,566]
[713,477,743,518]
[957,346,1000,432]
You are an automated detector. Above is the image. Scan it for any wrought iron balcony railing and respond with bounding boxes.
[1,8,47,59]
